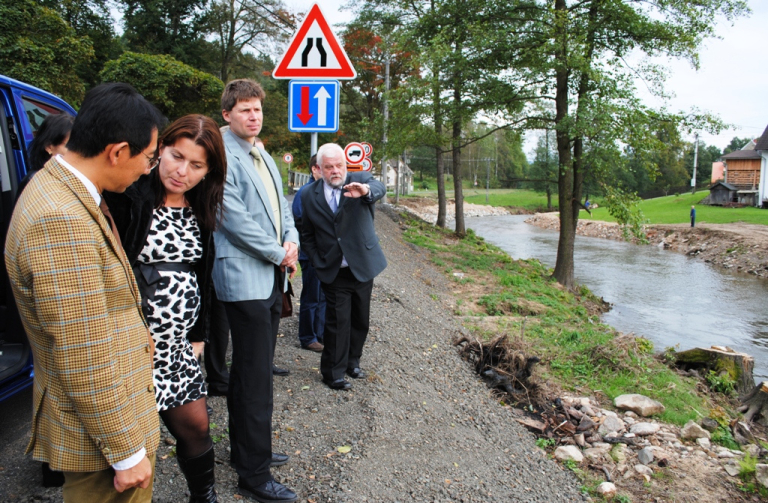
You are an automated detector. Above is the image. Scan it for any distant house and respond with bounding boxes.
[756,124,768,208]
[714,132,766,207]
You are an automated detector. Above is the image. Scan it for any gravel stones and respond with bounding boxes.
[598,415,625,435]
[630,422,660,436]
[596,482,616,498]
[681,420,712,440]
[637,447,654,465]
[555,446,585,463]
[614,394,665,417]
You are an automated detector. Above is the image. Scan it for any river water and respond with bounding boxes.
[466,215,768,381]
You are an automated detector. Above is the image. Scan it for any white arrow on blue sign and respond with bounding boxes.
[288,80,340,133]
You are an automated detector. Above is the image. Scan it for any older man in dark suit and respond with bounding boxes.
[299,143,387,391]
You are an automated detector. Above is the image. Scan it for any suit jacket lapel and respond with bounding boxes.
[224,132,278,233]
[47,159,141,304]
[314,180,335,218]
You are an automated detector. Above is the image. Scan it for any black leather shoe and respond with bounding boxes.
[322,377,351,390]
[238,479,297,503]
[270,452,290,467]
[346,367,366,379]
[272,366,290,376]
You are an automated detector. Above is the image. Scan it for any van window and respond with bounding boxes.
[22,97,63,137]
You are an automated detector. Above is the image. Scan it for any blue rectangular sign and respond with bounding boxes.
[288,80,340,133]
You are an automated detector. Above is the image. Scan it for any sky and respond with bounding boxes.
[286,0,768,156]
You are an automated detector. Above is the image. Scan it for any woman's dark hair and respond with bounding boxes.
[151,115,226,232]
[28,114,74,171]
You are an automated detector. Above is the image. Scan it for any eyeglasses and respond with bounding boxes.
[141,151,160,170]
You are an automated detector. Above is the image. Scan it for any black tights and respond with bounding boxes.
[159,397,212,459]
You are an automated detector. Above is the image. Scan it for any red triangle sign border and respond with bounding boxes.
[273,4,357,80]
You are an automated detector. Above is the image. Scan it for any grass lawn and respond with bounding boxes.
[463,189,552,212]
[584,191,768,226]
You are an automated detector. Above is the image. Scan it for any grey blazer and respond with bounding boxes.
[299,171,387,284]
[213,130,299,301]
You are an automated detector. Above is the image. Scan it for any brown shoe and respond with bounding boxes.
[303,341,324,352]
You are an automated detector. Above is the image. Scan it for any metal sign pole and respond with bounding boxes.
[311,133,318,156]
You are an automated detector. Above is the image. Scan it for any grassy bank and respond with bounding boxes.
[401,214,715,426]
[584,191,768,226]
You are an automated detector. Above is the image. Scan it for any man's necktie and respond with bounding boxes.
[329,189,339,213]
[99,199,123,248]
[250,147,282,242]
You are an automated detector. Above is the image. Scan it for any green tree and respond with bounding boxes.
[0,0,94,105]
[100,52,223,119]
[119,0,217,73]
[40,0,123,87]
[527,131,558,210]
[206,0,293,81]
[532,0,746,289]
[722,136,753,155]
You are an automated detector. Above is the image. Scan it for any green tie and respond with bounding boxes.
[250,147,282,243]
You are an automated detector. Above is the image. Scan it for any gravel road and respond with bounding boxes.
[1,204,586,502]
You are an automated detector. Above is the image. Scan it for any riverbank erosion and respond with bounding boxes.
[526,212,768,279]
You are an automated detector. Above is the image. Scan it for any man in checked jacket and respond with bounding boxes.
[5,83,164,503]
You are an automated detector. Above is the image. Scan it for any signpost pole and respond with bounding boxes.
[311,133,318,156]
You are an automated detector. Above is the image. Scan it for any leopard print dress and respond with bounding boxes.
[138,206,206,411]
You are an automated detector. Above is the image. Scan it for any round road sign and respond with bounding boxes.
[344,142,365,164]
[283,153,293,163]
[361,142,373,157]
[360,158,372,171]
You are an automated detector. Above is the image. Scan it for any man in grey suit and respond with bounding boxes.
[213,79,298,503]
[299,143,387,391]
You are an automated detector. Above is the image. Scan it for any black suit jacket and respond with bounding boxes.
[299,171,387,284]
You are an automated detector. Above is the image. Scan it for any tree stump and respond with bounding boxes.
[740,382,768,426]
[675,346,755,395]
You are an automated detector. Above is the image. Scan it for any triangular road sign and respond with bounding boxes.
[273,4,357,80]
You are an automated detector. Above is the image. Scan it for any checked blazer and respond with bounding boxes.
[4,158,160,472]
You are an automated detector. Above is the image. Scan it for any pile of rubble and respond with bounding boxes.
[516,393,768,498]
[396,201,510,225]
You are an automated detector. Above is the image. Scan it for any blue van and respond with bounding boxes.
[0,75,76,402]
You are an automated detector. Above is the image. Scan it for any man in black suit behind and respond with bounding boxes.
[299,143,387,390]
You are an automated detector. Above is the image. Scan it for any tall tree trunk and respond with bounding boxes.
[434,76,447,228]
[546,185,552,211]
[570,1,599,236]
[452,86,465,237]
[553,0,575,289]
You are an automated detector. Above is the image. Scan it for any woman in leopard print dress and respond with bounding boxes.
[105,115,226,503]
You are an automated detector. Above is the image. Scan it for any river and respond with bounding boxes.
[466,215,768,382]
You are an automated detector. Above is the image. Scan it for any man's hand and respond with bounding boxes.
[342,182,370,198]
[191,341,204,359]
[114,456,152,492]
[280,241,298,269]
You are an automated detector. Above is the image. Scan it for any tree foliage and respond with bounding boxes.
[0,0,94,105]
[100,52,223,119]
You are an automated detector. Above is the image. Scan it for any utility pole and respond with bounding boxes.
[691,133,699,194]
[381,55,390,203]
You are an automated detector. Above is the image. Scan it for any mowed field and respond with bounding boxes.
[411,187,768,226]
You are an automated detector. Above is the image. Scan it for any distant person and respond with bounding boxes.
[584,199,590,210]
[299,143,387,391]
[690,205,696,227]
[292,154,325,352]
[6,83,164,503]
[105,114,227,503]
[19,113,74,197]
